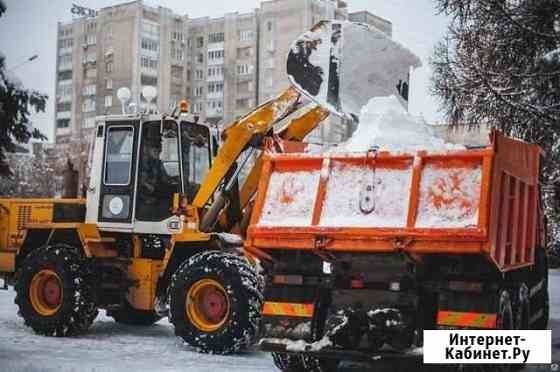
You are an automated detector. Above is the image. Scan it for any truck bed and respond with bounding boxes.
[245,131,543,272]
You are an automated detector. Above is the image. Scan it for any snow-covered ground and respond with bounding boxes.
[1,270,558,371]
[0,288,273,372]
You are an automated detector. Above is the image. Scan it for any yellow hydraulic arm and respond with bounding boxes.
[215,104,329,234]
[237,105,329,211]
[192,87,300,210]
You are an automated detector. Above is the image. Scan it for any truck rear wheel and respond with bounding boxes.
[109,300,161,326]
[168,250,263,354]
[272,352,305,372]
[14,245,98,336]
[531,247,549,330]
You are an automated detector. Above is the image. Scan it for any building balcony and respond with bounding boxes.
[207,91,223,100]
[207,58,224,66]
[57,95,72,103]
[56,127,71,136]
[206,107,223,118]
[57,111,71,120]
[208,42,224,51]
[58,63,72,71]
[58,48,72,56]
[140,67,158,76]
[236,73,254,83]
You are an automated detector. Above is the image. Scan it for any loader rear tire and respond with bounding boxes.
[109,300,161,326]
[14,245,98,336]
[169,250,263,354]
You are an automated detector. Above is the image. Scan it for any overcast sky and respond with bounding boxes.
[0,0,449,141]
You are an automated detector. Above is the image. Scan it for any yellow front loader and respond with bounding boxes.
[0,85,331,355]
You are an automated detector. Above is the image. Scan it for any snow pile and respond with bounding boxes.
[319,162,411,227]
[415,164,482,228]
[543,48,560,64]
[258,170,320,226]
[341,95,464,153]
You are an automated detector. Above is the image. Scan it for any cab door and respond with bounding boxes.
[97,121,138,224]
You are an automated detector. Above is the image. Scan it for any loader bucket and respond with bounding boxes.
[287,21,421,120]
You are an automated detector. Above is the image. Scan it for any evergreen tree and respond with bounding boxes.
[431,0,560,252]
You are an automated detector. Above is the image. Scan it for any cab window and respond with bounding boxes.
[104,126,133,185]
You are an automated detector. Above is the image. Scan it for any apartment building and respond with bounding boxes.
[54,0,392,150]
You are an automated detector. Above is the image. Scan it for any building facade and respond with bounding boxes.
[54,0,393,175]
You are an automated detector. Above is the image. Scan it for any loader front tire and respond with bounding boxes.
[109,300,161,326]
[15,245,98,336]
[169,250,263,354]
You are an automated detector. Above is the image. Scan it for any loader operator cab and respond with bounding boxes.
[86,113,214,234]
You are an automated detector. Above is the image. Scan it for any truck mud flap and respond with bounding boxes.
[259,284,325,340]
[260,301,315,340]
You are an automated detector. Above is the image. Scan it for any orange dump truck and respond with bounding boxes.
[244,131,549,371]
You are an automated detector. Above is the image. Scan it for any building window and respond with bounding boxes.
[59,28,72,38]
[141,38,159,52]
[208,50,224,60]
[86,21,96,33]
[59,54,72,66]
[208,32,224,43]
[56,119,70,128]
[236,98,250,109]
[86,68,97,79]
[171,48,184,61]
[171,31,185,42]
[105,95,113,107]
[58,70,72,81]
[140,74,158,86]
[59,38,73,49]
[140,56,158,69]
[84,117,96,128]
[195,70,203,80]
[196,36,204,48]
[197,53,204,63]
[239,30,253,41]
[141,21,160,37]
[106,79,113,89]
[207,82,224,92]
[237,47,252,59]
[82,84,96,96]
[106,61,113,73]
[237,64,252,75]
[194,86,203,97]
[56,102,72,112]
[58,82,72,97]
[194,102,203,113]
[82,98,96,113]
[267,21,273,32]
[85,34,96,45]
[187,70,191,81]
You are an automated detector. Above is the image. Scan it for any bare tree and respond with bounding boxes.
[430,0,560,254]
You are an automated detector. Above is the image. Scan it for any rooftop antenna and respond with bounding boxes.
[116,87,131,114]
[142,86,157,114]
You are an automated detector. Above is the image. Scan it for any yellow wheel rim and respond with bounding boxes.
[29,269,63,316]
[186,278,230,332]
